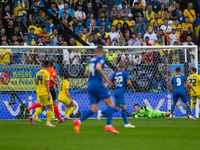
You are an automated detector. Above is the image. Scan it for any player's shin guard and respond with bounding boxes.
[47,110,53,123]
[79,110,93,122]
[54,106,62,121]
[33,107,42,118]
[170,104,176,115]
[65,107,69,116]
[106,107,116,125]
[122,109,128,125]
[187,106,192,116]
[66,107,75,117]
[28,103,41,111]
[191,104,195,112]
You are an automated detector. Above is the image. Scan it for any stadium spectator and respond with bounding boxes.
[28,28,37,45]
[160,19,172,35]
[141,36,152,46]
[143,26,157,45]
[93,34,104,46]
[132,0,146,11]
[86,35,94,46]
[70,49,81,64]
[131,2,143,20]
[119,37,125,46]
[74,4,86,22]
[105,50,117,64]
[45,18,55,34]
[85,3,94,19]
[142,50,153,64]
[183,2,196,24]
[175,11,185,24]
[134,16,147,38]
[171,3,180,20]
[57,35,64,46]
[158,4,167,20]
[5,20,14,40]
[11,41,24,64]
[182,35,195,45]
[128,32,140,46]
[105,38,112,46]
[133,51,142,65]
[173,19,182,36]
[60,2,73,19]
[109,25,120,44]
[46,36,58,46]
[137,32,143,43]
[145,5,155,22]
[98,2,109,19]
[188,45,195,64]
[182,17,193,32]
[150,72,164,93]
[121,50,132,65]
[92,0,102,19]
[97,26,109,43]
[149,13,163,26]
[2,5,12,28]
[48,3,59,18]
[165,13,173,25]
[51,28,59,44]
[75,0,86,11]
[167,26,180,45]
[168,0,176,14]
[149,0,161,13]
[153,50,162,64]
[155,36,165,57]
[86,12,97,28]
[29,1,40,25]
[112,13,124,26]
[97,12,110,28]
[0,41,13,65]
[39,25,50,39]
[110,7,118,22]
[24,56,35,65]
[125,14,135,33]
[118,2,131,21]
[152,21,159,34]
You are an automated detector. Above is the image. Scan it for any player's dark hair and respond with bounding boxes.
[96,45,104,53]
[64,72,70,79]
[175,67,181,73]
[43,60,49,68]
[49,60,54,67]
[134,104,140,107]
[191,67,197,73]
[119,61,126,69]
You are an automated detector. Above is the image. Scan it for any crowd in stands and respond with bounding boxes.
[0,0,200,66]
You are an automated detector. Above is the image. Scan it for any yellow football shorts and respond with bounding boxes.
[38,95,53,106]
[191,96,200,103]
[58,98,71,106]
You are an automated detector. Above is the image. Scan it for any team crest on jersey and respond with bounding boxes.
[0,71,10,85]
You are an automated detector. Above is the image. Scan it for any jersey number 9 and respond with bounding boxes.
[177,78,181,86]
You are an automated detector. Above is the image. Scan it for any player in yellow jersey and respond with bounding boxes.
[187,67,200,113]
[29,60,55,127]
[58,73,77,121]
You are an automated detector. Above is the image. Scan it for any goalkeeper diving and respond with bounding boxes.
[132,104,171,118]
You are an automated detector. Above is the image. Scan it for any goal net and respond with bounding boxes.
[0,45,199,119]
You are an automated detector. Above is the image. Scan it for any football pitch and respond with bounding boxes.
[0,118,200,150]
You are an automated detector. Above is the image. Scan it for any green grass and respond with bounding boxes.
[0,118,200,150]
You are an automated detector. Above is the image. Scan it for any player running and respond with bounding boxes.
[73,45,119,134]
[27,61,63,123]
[29,60,55,127]
[132,104,171,118]
[169,67,196,120]
[58,73,77,121]
[97,61,135,128]
[187,67,200,113]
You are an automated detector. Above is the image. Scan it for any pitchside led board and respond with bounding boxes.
[0,64,199,119]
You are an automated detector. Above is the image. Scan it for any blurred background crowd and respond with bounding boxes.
[0,0,200,66]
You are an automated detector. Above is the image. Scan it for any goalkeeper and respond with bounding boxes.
[132,104,170,118]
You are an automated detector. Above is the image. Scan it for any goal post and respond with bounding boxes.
[0,45,199,119]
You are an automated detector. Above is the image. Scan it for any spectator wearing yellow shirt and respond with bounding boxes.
[112,13,124,26]
[172,19,182,36]
[150,13,163,26]
[145,5,155,22]
[158,4,167,20]
[105,50,117,64]
[0,41,13,65]
[182,17,193,32]
[125,14,135,33]
[154,36,165,57]
[183,2,196,24]
[28,23,42,35]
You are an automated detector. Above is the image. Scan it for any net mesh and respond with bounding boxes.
[0,46,199,119]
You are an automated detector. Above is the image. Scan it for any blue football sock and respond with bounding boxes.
[170,104,176,115]
[102,110,106,115]
[80,110,93,122]
[122,109,128,125]
[106,106,116,125]
[187,106,192,116]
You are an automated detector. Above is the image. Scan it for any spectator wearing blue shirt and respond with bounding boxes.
[175,11,185,24]
[171,3,180,20]
[60,2,73,19]
[31,0,45,8]
[48,3,59,17]
[149,0,161,13]
[74,21,84,35]
[27,28,37,45]
[12,41,24,64]
[45,18,55,34]
[135,12,149,26]
[97,12,110,28]
[128,32,141,46]
[86,12,97,28]
[134,16,147,38]
[46,36,58,46]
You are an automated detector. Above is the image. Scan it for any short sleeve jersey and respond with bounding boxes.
[110,70,130,94]
[171,74,188,92]
[36,69,50,95]
[88,55,106,85]
[58,80,70,100]
[188,74,200,96]
[48,67,56,87]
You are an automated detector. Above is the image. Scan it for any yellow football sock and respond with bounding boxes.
[66,107,75,117]
[46,110,53,123]
[191,104,195,112]
[52,105,55,118]
[33,107,42,118]
[65,107,69,116]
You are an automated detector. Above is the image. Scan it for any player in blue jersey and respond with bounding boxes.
[73,46,119,134]
[97,61,135,128]
[169,67,196,120]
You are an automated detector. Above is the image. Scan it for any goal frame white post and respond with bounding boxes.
[0,45,199,118]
